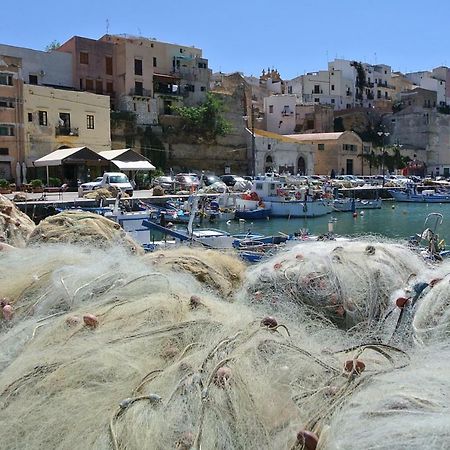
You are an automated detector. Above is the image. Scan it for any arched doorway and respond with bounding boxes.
[265,155,273,173]
[297,156,306,175]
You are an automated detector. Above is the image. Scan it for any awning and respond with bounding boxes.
[153,73,181,83]
[111,160,156,171]
[33,147,108,167]
[99,148,156,171]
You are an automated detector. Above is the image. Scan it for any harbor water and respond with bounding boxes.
[203,202,450,243]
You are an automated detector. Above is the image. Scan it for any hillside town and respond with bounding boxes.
[1,32,449,188]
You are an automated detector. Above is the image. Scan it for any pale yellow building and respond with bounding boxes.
[284,131,367,175]
[23,84,111,165]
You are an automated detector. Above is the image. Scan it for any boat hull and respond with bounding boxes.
[389,190,450,203]
[267,199,331,218]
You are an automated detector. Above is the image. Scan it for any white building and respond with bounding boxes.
[405,71,446,106]
[250,129,315,176]
[0,44,73,88]
[263,94,298,134]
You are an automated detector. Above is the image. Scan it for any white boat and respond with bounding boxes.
[250,176,331,218]
[389,185,450,203]
[332,197,382,212]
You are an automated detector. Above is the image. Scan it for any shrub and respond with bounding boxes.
[48,177,62,187]
[30,179,43,188]
[0,178,10,189]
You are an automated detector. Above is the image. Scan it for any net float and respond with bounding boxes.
[83,314,99,328]
[260,316,278,328]
[296,430,319,450]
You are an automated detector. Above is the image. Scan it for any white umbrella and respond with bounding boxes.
[15,161,21,187]
[22,162,27,184]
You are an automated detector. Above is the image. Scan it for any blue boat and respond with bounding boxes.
[235,207,271,220]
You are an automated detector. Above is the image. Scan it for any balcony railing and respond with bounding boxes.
[129,88,152,97]
[55,126,79,136]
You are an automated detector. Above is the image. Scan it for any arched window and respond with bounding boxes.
[298,156,306,175]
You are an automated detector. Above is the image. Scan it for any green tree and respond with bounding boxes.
[45,40,61,52]
[171,93,232,139]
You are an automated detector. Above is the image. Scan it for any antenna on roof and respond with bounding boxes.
[106,19,110,34]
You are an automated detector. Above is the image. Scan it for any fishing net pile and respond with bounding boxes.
[1,240,450,450]
[0,194,35,248]
[243,240,427,330]
[26,210,142,254]
[83,186,129,200]
[143,247,246,298]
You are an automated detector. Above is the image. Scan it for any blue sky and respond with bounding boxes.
[2,0,449,79]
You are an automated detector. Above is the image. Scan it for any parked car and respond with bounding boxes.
[220,174,246,187]
[78,172,134,197]
[77,177,103,195]
[175,173,200,191]
[201,174,222,186]
[153,175,176,192]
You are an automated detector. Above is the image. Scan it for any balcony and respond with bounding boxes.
[55,126,79,136]
[129,88,152,97]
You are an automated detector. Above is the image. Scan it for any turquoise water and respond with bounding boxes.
[213,202,450,244]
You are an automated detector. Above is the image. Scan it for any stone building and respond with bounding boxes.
[0,54,23,181]
[252,129,315,175]
[284,131,365,175]
[23,84,111,167]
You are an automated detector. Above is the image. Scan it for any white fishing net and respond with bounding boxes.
[0,193,35,247]
[27,210,142,254]
[243,240,427,331]
[0,239,449,450]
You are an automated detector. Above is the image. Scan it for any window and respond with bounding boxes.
[80,52,89,64]
[0,148,8,155]
[106,82,113,93]
[80,78,83,89]
[28,112,33,122]
[180,48,184,53]
[269,105,274,113]
[331,84,335,91]
[58,112,70,128]
[184,84,195,92]
[343,144,356,151]
[198,62,207,69]
[331,99,335,104]
[0,99,14,108]
[314,98,320,103]
[96,80,103,94]
[38,110,48,126]
[29,74,38,85]
[153,57,157,67]
[314,85,320,94]
[0,125,14,136]
[134,59,143,76]
[135,81,143,96]
[306,119,314,129]
[200,86,206,92]
[288,86,292,94]
[105,56,113,75]
[86,114,95,129]
[85,79,94,91]
[318,143,325,150]
[0,73,13,86]
[133,102,136,111]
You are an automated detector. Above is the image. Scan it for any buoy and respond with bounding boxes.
[296,430,319,450]
[396,297,409,308]
[352,212,358,218]
[392,204,396,209]
[260,316,278,328]
[360,210,365,216]
[226,220,231,225]
[344,359,366,375]
[2,304,13,321]
[239,218,246,223]
[214,366,232,387]
[83,314,99,328]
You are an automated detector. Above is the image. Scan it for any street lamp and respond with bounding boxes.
[243,104,262,177]
[377,130,390,186]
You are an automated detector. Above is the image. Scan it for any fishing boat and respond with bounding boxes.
[332,197,382,212]
[389,184,450,203]
[250,176,331,218]
[234,206,271,220]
